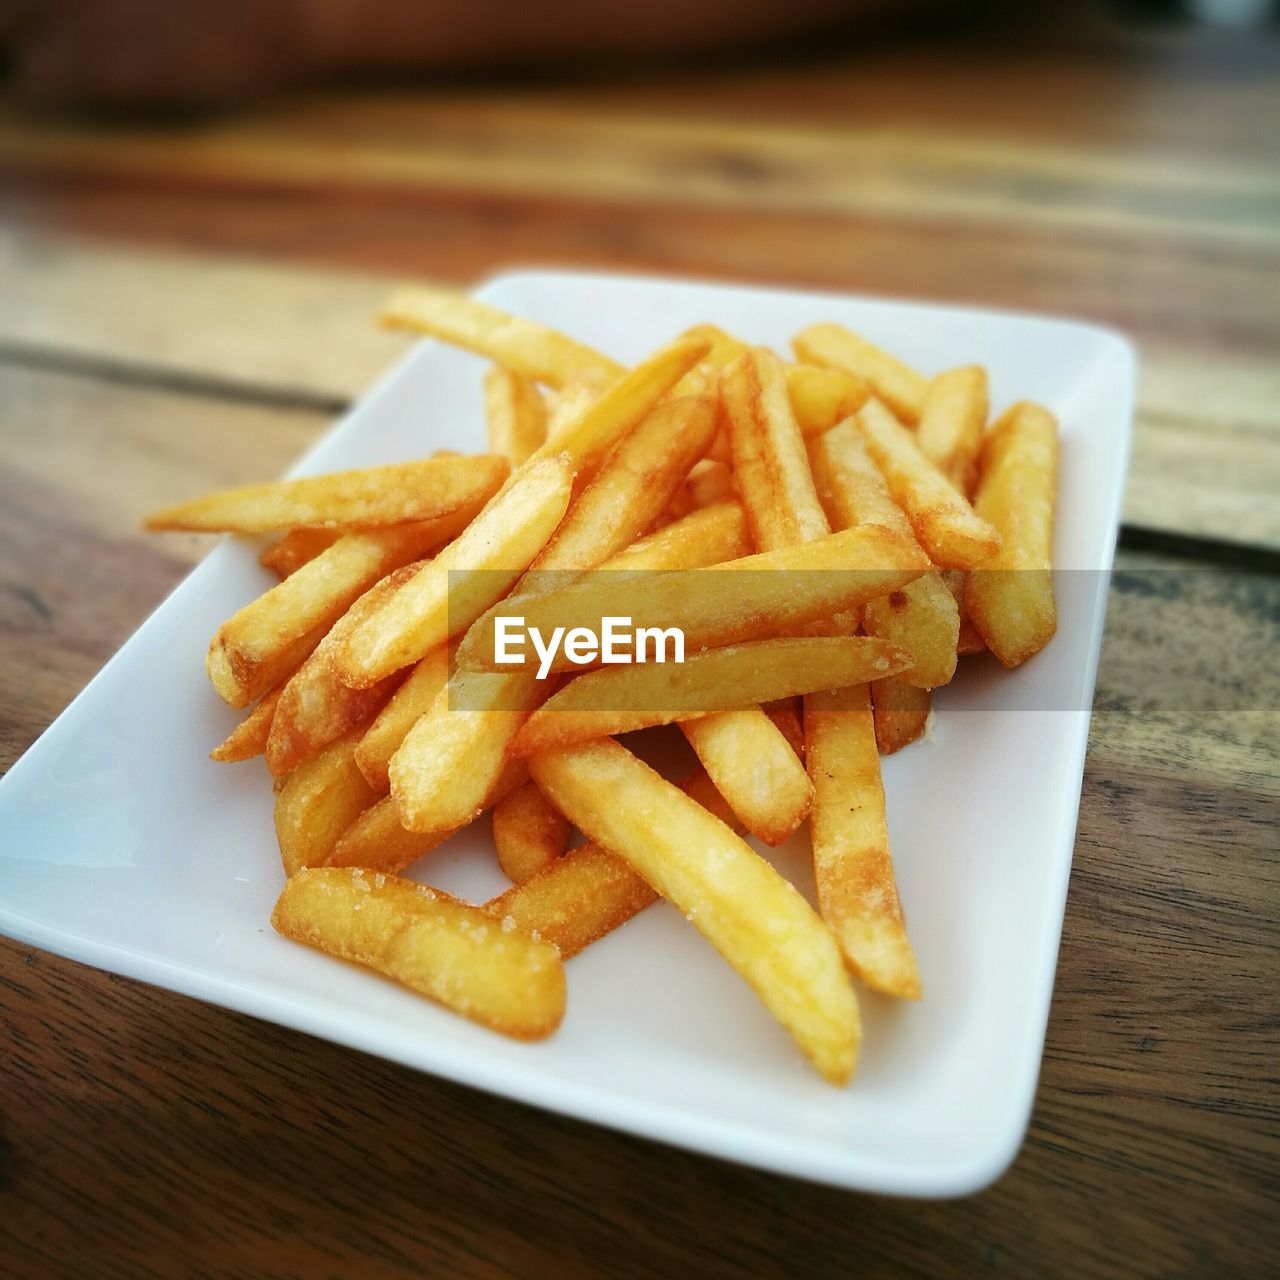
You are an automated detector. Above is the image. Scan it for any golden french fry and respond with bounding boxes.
[917,365,988,497]
[209,685,282,762]
[274,732,379,876]
[681,709,814,846]
[391,670,547,833]
[544,381,599,440]
[529,740,859,1083]
[208,501,481,708]
[265,568,412,777]
[335,453,574,688]
[870,678,931,754]
[965,402,1059,667]
[958,616,987,655]
[329,760,528,874]
[259,528,341,579]
[784,363,870,436]
[855,399,1001,569]
[486,842,656,960]
[492,781,570,884]
[459,524,930,675]
[793,322,928,424]
[354,643,453,792]
[521,334,710,491]
[272,867,566,1040]
[145,456,509,534]
[599,500,751,571]
[685,459,735,508]
[528,394,718,575]
[512,637,908,758]
[381,285,622,389]
[484,366,547,467]
[721,347,831,551]
[805,685,921,998]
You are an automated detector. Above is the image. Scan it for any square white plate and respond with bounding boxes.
[0,270,1134,1197]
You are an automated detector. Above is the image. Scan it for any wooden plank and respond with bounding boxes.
[2,505,1275,1277]
[2,231,1276,549]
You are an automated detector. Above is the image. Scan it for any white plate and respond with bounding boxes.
[0,270,1134,1197]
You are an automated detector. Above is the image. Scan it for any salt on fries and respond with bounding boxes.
[149,286,1058,1074]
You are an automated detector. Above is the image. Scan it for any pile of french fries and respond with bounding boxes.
[146,286,1058,1085]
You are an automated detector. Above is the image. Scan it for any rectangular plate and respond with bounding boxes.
[0,270,1134,1196]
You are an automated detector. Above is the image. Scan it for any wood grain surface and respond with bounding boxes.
[1,15,1277,1279]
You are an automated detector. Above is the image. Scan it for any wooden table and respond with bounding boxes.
[1,19,1276,1279]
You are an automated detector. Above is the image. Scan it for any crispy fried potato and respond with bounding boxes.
[354,643,453,792]
[484,366,547,467]
[265,569,413,777]
[459,524,930,675]
[805,685,921,998]
[870,678,931,754]
[145,456,509,534]
[493,781,569,884]
[274,732,379,876]
[685,459,735,508]
[965,401,1059,667]
[764,698,805,760]
[784,363,870,436]
[259,528,341,579]
[529,739,859,1083]
[512,637,908,758]
[544,381,599,440]
[600,500,751,571]
[209,685,282,762]
[381,285,622,390]
[917,365,988,497]
[529,394,718,575]
[958,616,987,655]
[272,867,566,1040]
[793,322,928,424]
[721,348,831,551]
[681,709,814,846]
[329,760,528,874]
[855,399,1001,569]
[335,453,574,688]
[208,507,479,709]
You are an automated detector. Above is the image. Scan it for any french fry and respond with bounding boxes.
[785,363,871,436]
[805,685,921,998]
[599,500,751,571]
[329,760,528,874]
[528,394,718,575]
[354,643,453,792]
[384,391,721,834]
[272,867,566,1040]
[459,524,931,675]
[917,365,988,497]
[512,637,909,758]
[207,502,483,708]
[871,678,931,755]
[958,617,987,655]
[545,381,599,440]
[808,422,958,687]
[265,568,413,777]
[274,732,379,876]
[484,366,547,467]
[335,453,574,688]
[381,285,622,389]
[793,322,928,425]
[721,347,831,551]
[209,685,283,763]
[765,698,805,760]
[965,402,1059,667]
[529,740,859,1083]
[259,528,340,579]
[686,459,735,508]
[855,399,1001,569]
[493,781,569,884]
[681,710,814,846]
[145,456,509,534]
